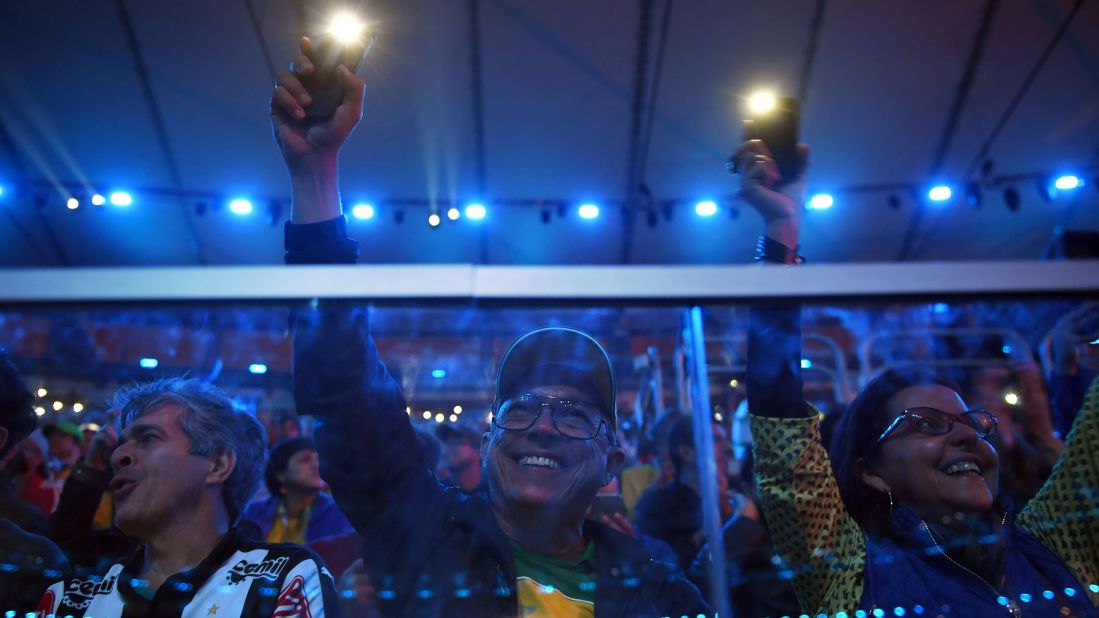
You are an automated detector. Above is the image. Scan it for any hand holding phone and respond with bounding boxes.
[743,96,801,185]
[301,15,375,119]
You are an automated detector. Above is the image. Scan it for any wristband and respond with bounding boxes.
[754,234,805,265]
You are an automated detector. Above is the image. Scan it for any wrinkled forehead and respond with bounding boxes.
[121,402,185,439]
[521,384,594,402]
[507,365,605,408]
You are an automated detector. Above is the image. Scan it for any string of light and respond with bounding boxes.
[0,166,1093,229]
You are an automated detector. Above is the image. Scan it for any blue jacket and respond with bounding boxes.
[863,501,1097,617]
[241,492,355,545]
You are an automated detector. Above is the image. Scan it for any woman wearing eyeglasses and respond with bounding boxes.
[733,139,1099,618]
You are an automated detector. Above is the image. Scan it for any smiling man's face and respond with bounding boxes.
[483,384,623,517]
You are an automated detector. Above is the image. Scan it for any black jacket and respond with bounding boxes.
[288,216,710,617]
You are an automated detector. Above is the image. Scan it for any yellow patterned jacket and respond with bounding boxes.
[749,377,1099,616]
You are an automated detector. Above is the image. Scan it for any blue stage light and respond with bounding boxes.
[800,358,812,369]
[351,203,375,219]
[694,200,718,217]
[229,198,254,215]
[0,185,4,197]
[447,207,461,221]
[91,194,107,206]
[248,363,268,374]
[1053,175,1082,191]
[139,358,159,369]
[927,185,953,202]
[109,191,133,206]
[431,369,447,378]
[465,203,487,220]
[808,193,834,210]
[578,203,599,219]
[66,198,80,210]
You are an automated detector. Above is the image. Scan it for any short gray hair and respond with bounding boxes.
[113,377,267,525]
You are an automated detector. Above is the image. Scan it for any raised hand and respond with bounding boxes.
[731,139,809,251]
[271,36,366,172]
[1050,304,1099,376]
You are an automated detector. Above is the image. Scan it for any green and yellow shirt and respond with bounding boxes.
[511,540,597,618]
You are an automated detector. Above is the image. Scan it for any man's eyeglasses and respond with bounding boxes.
[871,407,997,451]
[493,394,615,444]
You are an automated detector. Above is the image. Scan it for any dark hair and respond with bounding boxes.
[265,437,317,496]
[667,416,695,476]
[114,378,268,525]
[0,351,35,458]
[828,366,960,535]
[646,409,685,459]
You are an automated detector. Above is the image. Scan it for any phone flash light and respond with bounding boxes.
[748,92,777,114]
[327,12,366,43]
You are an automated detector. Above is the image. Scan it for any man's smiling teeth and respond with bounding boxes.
[942,461,982,475]
[519,456,560,469]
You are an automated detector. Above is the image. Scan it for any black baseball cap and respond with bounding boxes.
[495,327,617,432]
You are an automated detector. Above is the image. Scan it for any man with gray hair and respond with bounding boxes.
[37,378,338,617]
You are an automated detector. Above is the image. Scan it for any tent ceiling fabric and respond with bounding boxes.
[0,0,1096,267]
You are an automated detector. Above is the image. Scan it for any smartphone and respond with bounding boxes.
[744,97,800,185]
[302,32,375,119]
[588,494,628,522]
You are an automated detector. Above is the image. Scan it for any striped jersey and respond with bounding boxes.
[35,528,337,617]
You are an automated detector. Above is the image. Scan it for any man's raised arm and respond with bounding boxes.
[272,36,441,537]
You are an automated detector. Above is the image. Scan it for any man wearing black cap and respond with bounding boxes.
[272,44,709,617]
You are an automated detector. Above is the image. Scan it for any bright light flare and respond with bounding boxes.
[109,191,133,206]
[249,363,268,375]
[139,357,159,369]
[1004,392,1019,406]
[453,405,463,414]
[52,401,63,411]
[432,369,447,378]
[66,198,80,210]
[434,413,445,423]
[694,200,718,217]
[428,213,441,227]
[1053,175,1083,191]
[447,207,461,221]
[928,185,953,202]
[422,411,432,420]
[326,12,366,43]
[465,204,487,220]
[351,203,375,219]
[229,199,254,215]
[73,402,85,413]
[91,194,107,206]
[37,387,47,398]
[34,406,46,417]
[449,414,458,422]
[748,91,777,114]
[578,204,599,219]
[808,194,834,210]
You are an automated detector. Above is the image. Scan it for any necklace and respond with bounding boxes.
[920,517,1020,618]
